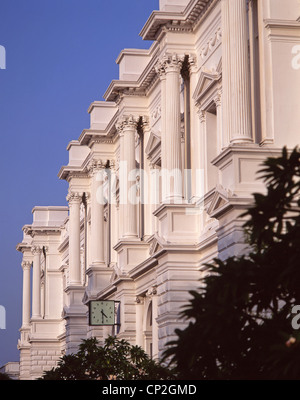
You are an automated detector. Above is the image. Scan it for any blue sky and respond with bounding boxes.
[0,0,159,367]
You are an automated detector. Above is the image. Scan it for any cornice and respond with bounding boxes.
[129,256,158,280]
[140,0,214,41]
[16,242,32,253]
[210,143,283,167]
[264,19,300,41]
[24,226,63,238]
[58,165,90,182]
[264,19,300,30]
[103,43,160,103]
[78,130,116,147]
[116,48,151,65]
[57,236,69,253]
[79,104,119,146]
[87,100,117,114]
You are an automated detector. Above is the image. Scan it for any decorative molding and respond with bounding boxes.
[87,159,106,175]
[214,89,222,108]
[197,109,206,123]
[199,27,222,60]
[135,296,144,304]
[146,285,157,297]
[149,237,163,256]
[145,130,161,159]
[264,19,300,42]
[116,114,139,135]
[140,0,216,41]
[155,53,185,77]
[193,65,221,104]
[88,138,114,145]
[66,191,82,204]
[150,105,161,125]
[140,115,149,131]
[188,53,197,74]
[21,261,32,270]
[207,185,233,219]
[31,245,42,255]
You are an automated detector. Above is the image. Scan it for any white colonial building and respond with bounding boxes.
[17,0,300,380]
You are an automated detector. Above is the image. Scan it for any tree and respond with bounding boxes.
[0,372,12,380]
[41,336,174,380]
[163,147,300,380]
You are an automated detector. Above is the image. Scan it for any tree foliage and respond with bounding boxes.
[41,336,173,380]
[0,372,12,380]
[163,147,300,380]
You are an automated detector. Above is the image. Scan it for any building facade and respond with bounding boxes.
[17,0,300,380]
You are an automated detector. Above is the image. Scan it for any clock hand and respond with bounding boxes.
[101,310,108,323]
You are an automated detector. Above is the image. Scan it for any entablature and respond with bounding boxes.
[140,0,216,41]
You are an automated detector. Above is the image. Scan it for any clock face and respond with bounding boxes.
[89,300,115,326]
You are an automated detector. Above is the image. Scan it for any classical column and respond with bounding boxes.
[147,286,159,359]
[85,192,91,270]
[222,0,252,143]
[21,261,31,326]
[188,54,201,202]
[31,246,42,319]
[117,115,139,238]
[155,58,167,201]
[66,191,82,286]
[197,110,207,197]
[156,53,184,202]
[89,160,106,266]
[215,90,223,153]
[109,160,118,263]
[135,296,144,348]
[221,0,231,146]
[149,162,159,234]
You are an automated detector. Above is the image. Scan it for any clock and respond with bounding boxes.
[89,300,115,326]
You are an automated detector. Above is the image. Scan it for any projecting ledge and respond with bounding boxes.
[153,202,200,244]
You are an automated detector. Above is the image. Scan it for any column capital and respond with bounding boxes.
[21,261,32,270]
[84,191,91,204]
[109,159,117,172]
[66,191,82,204]
[197,109,206,123]
[140,115,149,131]
[116,114,139,135]
[146,285,157,297]
[214,90,222,108]
[187,53,197,74]
[87,159,106,176]
[135,296,145,304]
[155,53,184,77]
[149,160,158,170]
[181,53,198,80]
[31,245,42,255]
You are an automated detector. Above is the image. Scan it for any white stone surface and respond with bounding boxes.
[16,0,300,379]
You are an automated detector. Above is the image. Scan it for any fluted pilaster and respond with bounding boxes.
[221,0,252,144]
[215,90,223,153]
[31,246,42,318]
[116,115,139,238]
[66,191,82,285]
[156,53,184,202]
[21,261,31,326]
[197,110,207,196]
[88,159,106,266]
[135,296,144,348]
